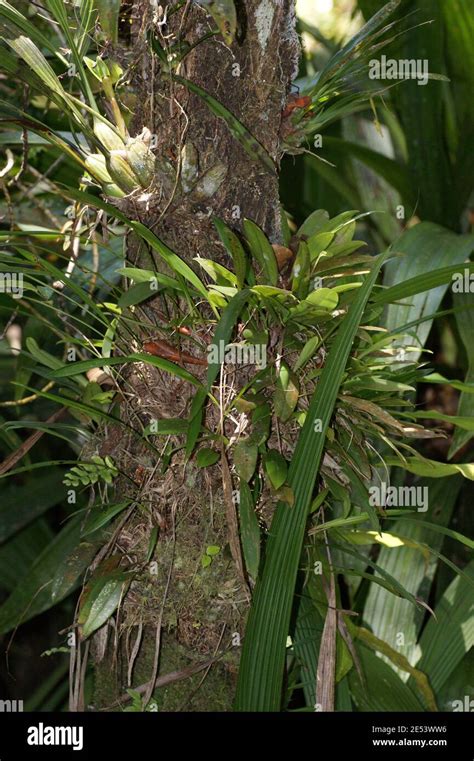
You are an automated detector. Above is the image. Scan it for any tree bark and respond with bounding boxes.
[92,0,299,711]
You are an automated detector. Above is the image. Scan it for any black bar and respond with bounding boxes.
[0,711,472,758]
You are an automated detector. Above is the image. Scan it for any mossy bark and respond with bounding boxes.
[91,0,299,712]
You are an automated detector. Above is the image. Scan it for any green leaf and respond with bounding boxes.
[349,645,424,712]
[186,289,250,457]
[144,418,189,436]
[411,560,474,696]
[173,75,276,174]
[307,232,334,261]
[7,36,66,97]
[333,541,422,607]
[319,0,401,84]
[243,219,279,286]
[392,519,474,552]
[380,224,474,357]
[50,353,201,386]
[0,0,69,65]
[441,0,474,220]
[251,285,292,299]
[117,267,185,292]
[303,156,361,210]
[293,591,323,707]
[235,249,388,711]
[6,36,89,130]
[450,290,474,458]
[273,363,299,423]
[343,466,380,531]
[388,456,474,480]
[322,136,416,207]
[239,479,260,581]
[362,478,462,673]
[233,438,258,482]
[25,337,66,371]
[95,0,121,43]
[0,470,66,543]
[305,287,339,311]
[79,571,130,639]
[118,282,162,307]
[43,0,97,108]
[250,402,271,446]
[0,516,98,634]
[264,450,288,490]
[437,651,474,712]
[408,410,474,431]
[205,289,250,389]
[297,209,329,237]
[214,217,248,288]
[0,520,53,593]
[420,373,474,394]
[196,447,220,467]
[291,241,311,299]
[146,527,159,563]
[12,245,108,328]
[51,536,102,603]
[293,335,322,372]
[185,391,206,460]
[354,626,437,710]
[370,0,455,227]
[374,261,474,307]
[195,256,237,286]
[61,188,211,303]
[186,289,250,458]
[82,501,132,537]
[310,509,408,535]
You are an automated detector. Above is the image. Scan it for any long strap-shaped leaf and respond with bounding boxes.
[43,0,98,109]
[173,75,276,175]
[234,249,389,711]
[373,261,474,305]
[185,288,250,458]
[61,188,211,303]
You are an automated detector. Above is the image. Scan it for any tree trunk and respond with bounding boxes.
[92,0,299,711]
